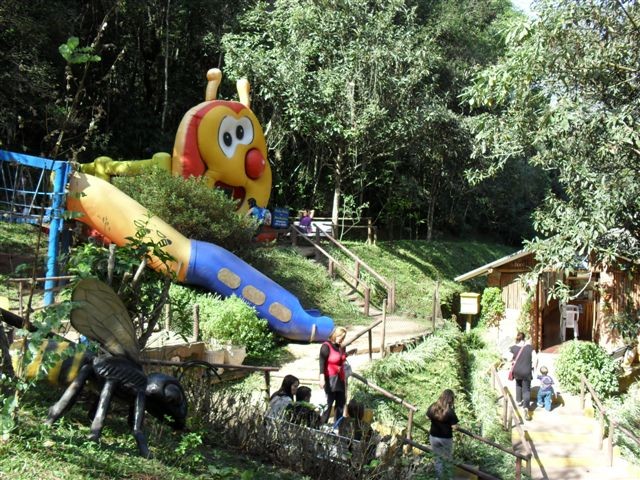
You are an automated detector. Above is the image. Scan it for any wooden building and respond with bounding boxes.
[455,250,640,352]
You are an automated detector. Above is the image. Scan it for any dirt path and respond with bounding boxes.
[270,316,429,404]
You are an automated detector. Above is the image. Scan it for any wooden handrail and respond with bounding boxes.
[403,438,501,480]
[319,228,390,288]
[577,373,639,466]
[141,358,280,403]
[344,319,383,348]
[141,358,279,372]
[350,372,417,412]
[349,370,417,441]
[456,426,529,461]
[8,275,76,282]
[291,224,395,312]
[487,366,532,478]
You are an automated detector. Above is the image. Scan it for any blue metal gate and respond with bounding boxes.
[0,150,72,304]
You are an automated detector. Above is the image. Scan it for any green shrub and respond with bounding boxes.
[199,295,275,359]
[479,287,505,328]
[555,340,619,397]
[168,284,201,337]
[114,168,255,254]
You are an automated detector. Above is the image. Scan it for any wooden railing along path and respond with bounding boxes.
[291,223,395,315]
[488,365,533,478]
[580,373,640,466]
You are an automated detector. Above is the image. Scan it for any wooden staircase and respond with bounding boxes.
[497,353,640,480]
[289,223,395,317]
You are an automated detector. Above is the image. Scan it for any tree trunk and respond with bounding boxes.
[161,0,171,131]
[331,152,343,232]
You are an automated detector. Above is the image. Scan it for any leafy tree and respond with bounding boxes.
[222,0,445,223]
[465,0,640,270]
[222,0,516,240]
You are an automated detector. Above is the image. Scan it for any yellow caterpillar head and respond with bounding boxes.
[172,69,271,213]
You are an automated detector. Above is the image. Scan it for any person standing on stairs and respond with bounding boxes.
[318,326,356,425]
[509,332,537,421]
[427,389,459,479]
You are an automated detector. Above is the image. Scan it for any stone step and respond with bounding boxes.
[529,462,640,480]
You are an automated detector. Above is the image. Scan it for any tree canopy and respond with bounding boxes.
[465,0,640,268]
[0,0,552,246]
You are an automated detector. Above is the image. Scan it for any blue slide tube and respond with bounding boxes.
[186,240,334,342]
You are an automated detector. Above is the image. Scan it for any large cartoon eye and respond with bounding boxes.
[218,116,254,158]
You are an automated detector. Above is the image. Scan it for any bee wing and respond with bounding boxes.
[71,278,140,362]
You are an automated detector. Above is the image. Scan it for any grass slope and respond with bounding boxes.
[0,387,302,480]
[331,240,515,318]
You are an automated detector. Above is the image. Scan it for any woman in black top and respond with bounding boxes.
[509,332,536,420]
[427,389,459,479]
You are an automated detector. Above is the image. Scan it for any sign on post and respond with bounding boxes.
[460,292,481,315]
[271,207,290,228]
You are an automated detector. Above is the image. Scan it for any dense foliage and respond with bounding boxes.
[199,294,276,360]
[0,0,541,246]
[554,340,620,398]
[222,0,524,241]
[480,287,505,328]
[353,324,514,478]
[466,0,640,272]
[114,168,255,254]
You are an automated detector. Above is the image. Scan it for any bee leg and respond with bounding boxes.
[88,379,116,442]
[46,363,93,425]
[132,391,149,458]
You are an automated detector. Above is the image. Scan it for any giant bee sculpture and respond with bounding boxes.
[1,278,188,457]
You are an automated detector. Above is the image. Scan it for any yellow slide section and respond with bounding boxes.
[67,172,190,281]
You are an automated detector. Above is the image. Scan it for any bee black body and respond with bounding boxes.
[2,298,188,458]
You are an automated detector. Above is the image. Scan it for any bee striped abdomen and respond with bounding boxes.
[11,339,91,386]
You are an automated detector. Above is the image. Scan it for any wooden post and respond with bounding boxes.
[107,243,116,286]
[515,457,522,480]
[367,218,373,244]
[608,421,614,466]
[368,330,372,361]
[291,226,298,246]
[18,281,24,318]
[364,287,370,316]
[329,259,334,278]
[354,260,360,289]
[407,409,414,442]
[192,304,200,342]
[503,387,509,429]
[598,415,605,450]
[390,279,396,313]
[164,303,171,331]
[380,299,387,358]
[264,370,271,403]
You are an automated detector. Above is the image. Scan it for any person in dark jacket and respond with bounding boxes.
[509,332,537,420]
[427,389,459,479]
[286,386,321,428]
